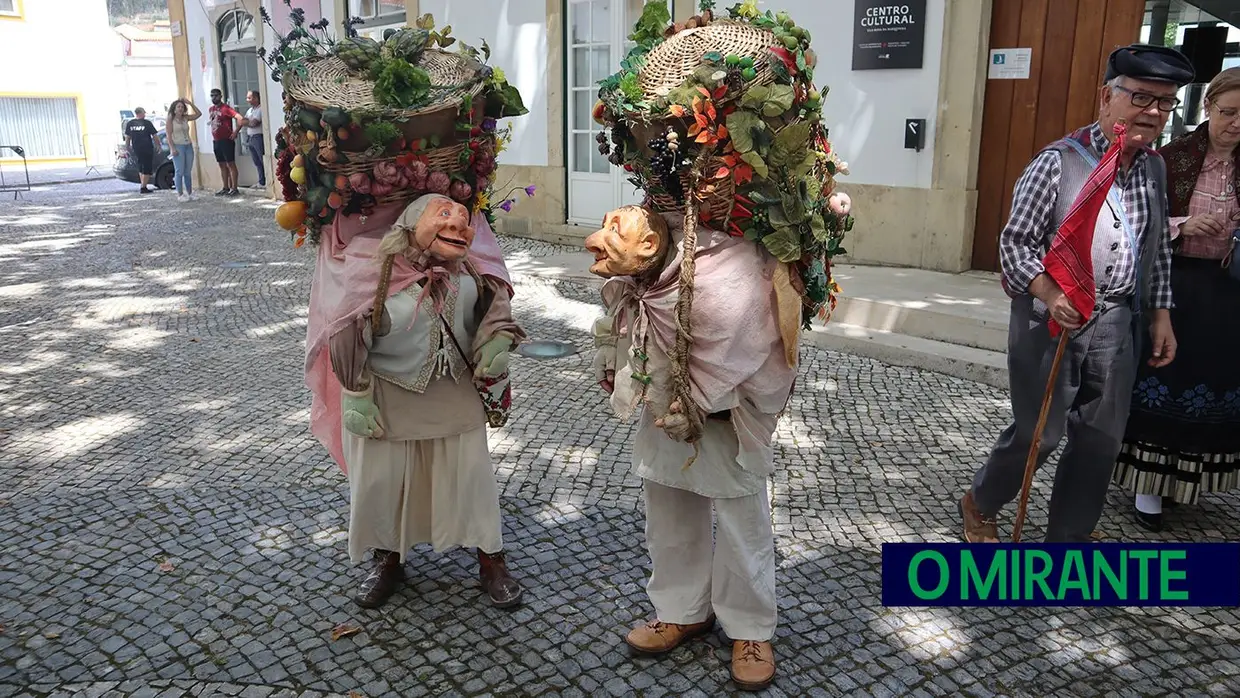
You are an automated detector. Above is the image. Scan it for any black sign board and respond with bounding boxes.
[852,0,926,70]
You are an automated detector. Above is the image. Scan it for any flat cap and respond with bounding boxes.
[1104,43,1195,86]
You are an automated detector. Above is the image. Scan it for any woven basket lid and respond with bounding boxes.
[284,49,485,117]
[637,20,776,100]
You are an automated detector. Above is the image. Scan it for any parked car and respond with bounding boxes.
[112,132,174,190]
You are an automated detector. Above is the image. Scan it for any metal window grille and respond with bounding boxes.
[0,97,84,159]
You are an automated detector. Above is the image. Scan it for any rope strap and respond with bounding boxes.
[670,151,715,467]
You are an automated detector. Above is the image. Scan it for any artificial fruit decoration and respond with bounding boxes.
[275,200,307,230]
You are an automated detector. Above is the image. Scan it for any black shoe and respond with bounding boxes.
[215,189,228,196]
[1133,507,1163,533]
[353,549,404,609]
[228,188,241,195]
[139,187,152,194]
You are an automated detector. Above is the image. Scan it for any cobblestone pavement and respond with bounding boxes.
[2,181,1240,698]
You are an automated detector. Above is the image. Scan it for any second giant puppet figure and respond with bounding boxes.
[587,4,854,691]
[266,12,531,609]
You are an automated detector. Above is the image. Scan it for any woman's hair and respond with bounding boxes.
[1205,67,1240,106]
[168,99,187,120]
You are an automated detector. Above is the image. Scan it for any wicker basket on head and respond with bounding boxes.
[627,20,777,225]
[637,21,776,101]
[284,50,486,154]
[284,50,486,117]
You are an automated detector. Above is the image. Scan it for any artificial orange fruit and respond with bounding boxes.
[274,201,307,230]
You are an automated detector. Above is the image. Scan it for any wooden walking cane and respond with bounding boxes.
[1006,120,1128,543]
[1011,330,1070,543]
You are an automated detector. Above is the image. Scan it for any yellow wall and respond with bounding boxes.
[0,0,25,21]
[0,92,89,164]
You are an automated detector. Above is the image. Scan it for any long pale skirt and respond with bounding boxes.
[343,425,503,563]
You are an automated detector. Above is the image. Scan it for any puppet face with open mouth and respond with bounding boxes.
[415,196,475,261]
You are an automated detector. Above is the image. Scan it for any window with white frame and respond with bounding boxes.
[566,0,666,224]
[217,9,258,106]
[348,0,406,41]
[0,0,18,16]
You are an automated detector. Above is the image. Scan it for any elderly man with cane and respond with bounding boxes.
[958,44,1195,543]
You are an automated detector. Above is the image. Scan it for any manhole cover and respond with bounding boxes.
[220,261,260,269]
[515,340,578,360]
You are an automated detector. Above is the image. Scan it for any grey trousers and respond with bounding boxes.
[972,295,1138,542]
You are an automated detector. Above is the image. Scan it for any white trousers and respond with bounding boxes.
[344,426,503,563]
[643,479,777,642]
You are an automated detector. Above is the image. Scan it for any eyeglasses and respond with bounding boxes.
[1112,84,1181,113]
[1210,103,1240,124]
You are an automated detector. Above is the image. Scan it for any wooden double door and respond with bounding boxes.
[971,0,1146,272]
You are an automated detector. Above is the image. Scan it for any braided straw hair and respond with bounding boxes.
[668,150,715,468]
[371,254,397,336]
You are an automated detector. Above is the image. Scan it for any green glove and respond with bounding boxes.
[474,332,513,379]
[341,386,383,438]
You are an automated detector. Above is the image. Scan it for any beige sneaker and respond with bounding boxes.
[624,616,715,655]
[958,490,1000,543]
[731,640,776,691]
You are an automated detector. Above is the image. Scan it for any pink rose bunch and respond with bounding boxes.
[449,180,472,202]
[410,161,429,190]
[475,151,496,177]
[373,161,403,188]
[426,171,451,196]
[348,172,372,195]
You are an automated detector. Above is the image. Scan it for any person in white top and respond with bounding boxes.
[240,91,265,188]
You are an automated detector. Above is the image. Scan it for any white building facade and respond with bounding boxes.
[165,0,1237,272]
[0,0,128,165]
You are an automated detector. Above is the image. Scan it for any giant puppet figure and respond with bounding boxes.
[265,11,531,609]
[586,4,853,691]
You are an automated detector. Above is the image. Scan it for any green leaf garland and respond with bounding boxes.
[762,226,802,262]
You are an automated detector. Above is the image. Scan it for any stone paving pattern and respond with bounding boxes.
[1,181,1240,698]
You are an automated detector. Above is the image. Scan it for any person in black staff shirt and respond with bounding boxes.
[124,107,160,194]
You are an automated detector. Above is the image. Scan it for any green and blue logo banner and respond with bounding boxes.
[882,543,1240,607]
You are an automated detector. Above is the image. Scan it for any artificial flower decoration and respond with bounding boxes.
[592,0,856,327]
[262,0,529,245]
[493,183,537,214]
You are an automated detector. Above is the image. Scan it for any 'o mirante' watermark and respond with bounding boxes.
[882,543,1240,607]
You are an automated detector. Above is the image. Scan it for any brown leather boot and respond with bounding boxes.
[731,640,776,691]
[353,549,404,609]
[958,490,999,543]
[478,550,523,609]
[624,615,716,655]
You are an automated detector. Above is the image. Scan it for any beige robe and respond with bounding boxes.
[330,272,523,562]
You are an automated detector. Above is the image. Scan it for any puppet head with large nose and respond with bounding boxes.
[583,205,670,279]
[380,194,475,262]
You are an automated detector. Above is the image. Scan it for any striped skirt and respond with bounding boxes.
[1114,256,1240,504]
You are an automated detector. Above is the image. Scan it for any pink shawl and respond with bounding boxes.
[601,215,796,474]
[304,202,511,472]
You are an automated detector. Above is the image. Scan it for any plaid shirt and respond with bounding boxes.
[999,122,1174,309]
[1172,152,1239,260]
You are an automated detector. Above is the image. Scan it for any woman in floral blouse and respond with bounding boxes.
[1115,68,1240,532]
